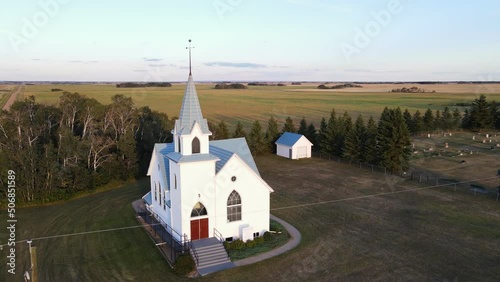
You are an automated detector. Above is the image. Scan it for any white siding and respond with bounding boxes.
[213,155,271,240]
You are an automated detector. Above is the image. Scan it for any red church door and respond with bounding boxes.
[190,218,209,240]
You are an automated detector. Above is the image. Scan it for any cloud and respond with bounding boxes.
[148,63,175,68]
[67,60,100,64]
[204,62,267,68]
[142,57,163,62]
[345,68,411,73]
[133,69,148,73]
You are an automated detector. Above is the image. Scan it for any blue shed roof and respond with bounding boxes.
[275,132,305,147]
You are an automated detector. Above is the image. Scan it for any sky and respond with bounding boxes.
[1,0,499,82]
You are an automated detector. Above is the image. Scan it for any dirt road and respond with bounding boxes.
[2,85,23,111]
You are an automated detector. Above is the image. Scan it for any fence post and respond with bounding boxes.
[384,167,386,175]
[371,165,374,173]
[419,174,422,183]
[454,183,457,191]
[436,179,438,186]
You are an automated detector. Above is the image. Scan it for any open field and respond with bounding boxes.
[2,153,499,281]
[0,85,14,109]
[10,83,500,129]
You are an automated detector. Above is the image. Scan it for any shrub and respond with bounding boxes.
[230,239,246,250]
[246,239,257,248]
[254,236,265,245]
[263,231,273,241]
[173,255,195,275]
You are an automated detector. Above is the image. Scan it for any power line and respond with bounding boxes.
[271,175,499,211]
[0,223,160,249]
[0,176,497,248]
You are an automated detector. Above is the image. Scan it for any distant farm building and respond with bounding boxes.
[275,132,313,159]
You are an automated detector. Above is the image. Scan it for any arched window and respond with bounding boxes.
[192,137,200,154]
[227,191,241,222]
[174,174,177,189]
[154,182,158,201]
[191,202,207,217]
[178,137,181,152]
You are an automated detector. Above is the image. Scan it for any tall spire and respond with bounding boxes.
[176,40,210,135]
[186,39,194,75]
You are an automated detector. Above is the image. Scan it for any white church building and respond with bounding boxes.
[144,67,273,243]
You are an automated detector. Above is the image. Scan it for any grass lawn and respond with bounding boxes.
[16,83,500,130]
[1,155,499,281]
[0,179,179,281]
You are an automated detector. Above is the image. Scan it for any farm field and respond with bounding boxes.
[12,83,500,129]
[2,154,499,281]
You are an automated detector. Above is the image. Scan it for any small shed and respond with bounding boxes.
[275,132,313,159]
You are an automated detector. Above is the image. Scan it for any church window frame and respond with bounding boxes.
[191,202,208,217]
[192,137,200,154]
[227,190,242,222]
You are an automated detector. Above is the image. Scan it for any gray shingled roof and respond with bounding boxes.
[210,138,260,176]
[166,151,219,163]
[176,74,211,135]
[155,143,174,189]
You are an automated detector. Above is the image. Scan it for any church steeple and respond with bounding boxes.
[173,40,211,155]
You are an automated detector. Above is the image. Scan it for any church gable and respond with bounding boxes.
[215,153,274,193]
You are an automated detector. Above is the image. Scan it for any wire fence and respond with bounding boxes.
[134,204,190,263]
[316,152,500,201]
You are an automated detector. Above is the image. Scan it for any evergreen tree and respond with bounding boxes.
[469,95,493,130]
[364,116,378,164]
[423,108,435,132]
[403,109,413,134]
[412,110,424,134]
[343,115,367,161]
[298,117,308,135]
[434,110,442,131]
[442,106,453,131]
[491,101,500,129]
[333,112,352,156]
[376,107,411,172]
[318,117,329,156]
[265,116,280,153]
[233,121,247,138]
[452,108,462,130]
[248,120,267,155]
[282,116,296,133]
[216,120,230,139]
[461,109,471,129]
[306,122,317,147]
[322,109,337,157]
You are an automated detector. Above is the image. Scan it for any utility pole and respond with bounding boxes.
[26,240,37,282]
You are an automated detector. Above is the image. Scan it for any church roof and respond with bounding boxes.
[176,74,211,135]
[275,132,311,147]
[166,151,219,163]
[156,143,175,189]
[210,138,260,176]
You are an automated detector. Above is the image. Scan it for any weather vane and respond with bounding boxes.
[186,39,194,75]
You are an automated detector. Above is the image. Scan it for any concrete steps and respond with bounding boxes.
[191,237,234,276]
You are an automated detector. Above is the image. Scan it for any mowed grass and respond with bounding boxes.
[411,131,500,184]
[17,83,500,129]
[0,179,176,281]
[2,155,499,281]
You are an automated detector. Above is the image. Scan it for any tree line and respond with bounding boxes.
[0,92,172,204]
[1,93,497,205]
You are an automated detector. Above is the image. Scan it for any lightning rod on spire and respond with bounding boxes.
[186,39,194,75]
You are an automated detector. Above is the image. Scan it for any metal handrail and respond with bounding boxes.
[213,228,225,243]
[185,235,199,266]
